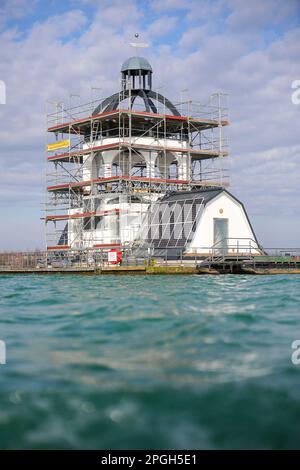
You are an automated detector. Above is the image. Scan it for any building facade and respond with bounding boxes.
[46,56,259,256]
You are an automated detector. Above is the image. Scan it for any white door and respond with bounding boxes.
[213,218,228,255]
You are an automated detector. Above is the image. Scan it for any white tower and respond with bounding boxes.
[46,57,230,254]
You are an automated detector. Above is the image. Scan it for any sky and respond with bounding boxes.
[0,0,300,250]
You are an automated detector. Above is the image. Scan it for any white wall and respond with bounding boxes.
[71,135,188,247]
[189,192,260,254]
[82,136,188,180]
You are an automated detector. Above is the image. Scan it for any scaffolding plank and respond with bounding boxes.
[47,245,70,251]
[47,176,227,192]
[45,209,119,222]
[48,141,228,162]
[47,108,229,134]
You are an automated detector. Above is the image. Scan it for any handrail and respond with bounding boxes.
[209,238,264,254]
[1,245,300,270]
[210,237,260,248]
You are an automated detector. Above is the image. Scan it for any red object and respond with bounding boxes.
[47,245,70,251]
[108,249,122,265]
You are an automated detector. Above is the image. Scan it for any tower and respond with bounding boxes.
[45,56,233,256]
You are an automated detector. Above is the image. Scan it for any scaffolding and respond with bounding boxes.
[45,82,229,252]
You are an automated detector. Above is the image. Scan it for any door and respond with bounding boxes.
[213,218,228,255]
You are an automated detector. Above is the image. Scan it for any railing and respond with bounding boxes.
[203,238,265,262]
[1,244,300,272]
[0,249,206,270]
[197,240,300,269]
[47,97,229,127]
[0,252,46,270]
[263,248,300,257]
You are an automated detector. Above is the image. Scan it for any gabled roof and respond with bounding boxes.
[161,188,260,246]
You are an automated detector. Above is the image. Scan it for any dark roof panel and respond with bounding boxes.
[161,188,224,204]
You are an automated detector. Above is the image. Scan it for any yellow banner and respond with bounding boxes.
[47,140,70,152]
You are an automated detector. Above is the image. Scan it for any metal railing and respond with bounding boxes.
[0,249,208,271]
[47,97,229,127]
[202,238,265,263]
[1,243,300,272]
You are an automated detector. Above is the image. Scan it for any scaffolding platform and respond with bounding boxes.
[48,141,228,163]
[45,57,230,252]
[47,108,229,134]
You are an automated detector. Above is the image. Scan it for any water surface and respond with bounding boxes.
[0,274,299,449]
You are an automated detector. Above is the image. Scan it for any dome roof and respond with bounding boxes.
[121,56,152,72]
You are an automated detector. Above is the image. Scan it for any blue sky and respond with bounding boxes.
[0,0,300,250]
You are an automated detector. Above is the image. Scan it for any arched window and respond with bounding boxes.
[155,152,178,179]
[112,151,146,177]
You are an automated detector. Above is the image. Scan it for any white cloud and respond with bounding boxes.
[147,15,178,37]
[0,0,300,249]
[226,0,300,32]
[0,0,38,28]
[150,0,191,11]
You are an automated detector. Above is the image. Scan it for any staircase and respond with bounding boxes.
[198,238,265,271]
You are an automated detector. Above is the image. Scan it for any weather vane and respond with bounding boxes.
[129,33,149,56]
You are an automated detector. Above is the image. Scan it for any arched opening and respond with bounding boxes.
[91,153,104,179]
[131,95,147,113]
[112,151,147,177]
[155,152,178,180]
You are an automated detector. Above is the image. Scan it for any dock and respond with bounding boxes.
[1,253,300,275]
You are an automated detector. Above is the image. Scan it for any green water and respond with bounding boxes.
[0,274,300,449]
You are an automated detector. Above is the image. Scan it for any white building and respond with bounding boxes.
[46,56,260,256]
[138,189,260,255]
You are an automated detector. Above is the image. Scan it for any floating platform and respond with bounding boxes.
[196,255,300,275]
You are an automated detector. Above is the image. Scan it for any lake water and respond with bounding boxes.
[0,274,300,449]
